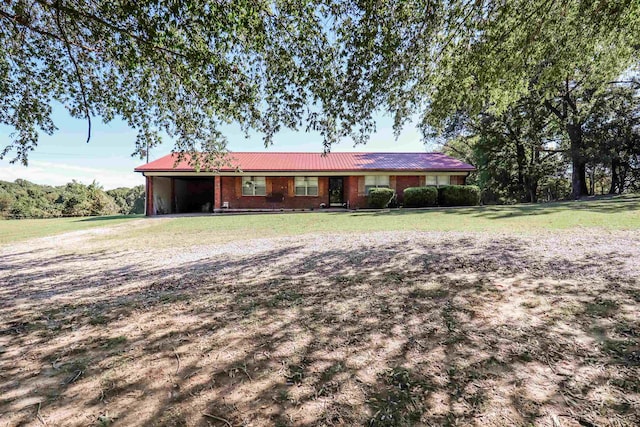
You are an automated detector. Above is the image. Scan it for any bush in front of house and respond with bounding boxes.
[403,187,438,208]
[367,188,395,208]
[438,185,481,206]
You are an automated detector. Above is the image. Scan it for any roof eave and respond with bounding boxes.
[135,168,476,173]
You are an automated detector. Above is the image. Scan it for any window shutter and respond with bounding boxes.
[358,176,365,196]
[419,176,426,186]
[318,177,326,196]
[266,178,273,195]
[235,177,242,197]
[389,176,396,191]
[288,177,295,197]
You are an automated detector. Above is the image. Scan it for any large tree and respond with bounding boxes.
[442,98,567,203]
[2,0,639,196]
[583,84,640,194]
[332,1,640,198]
[1,0,362,167]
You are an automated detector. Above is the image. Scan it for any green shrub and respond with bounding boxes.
[403,187,438,208]
[0,190,15,217]
[438,185,481,206]
[367,188,395,208]
[107,185,145,214]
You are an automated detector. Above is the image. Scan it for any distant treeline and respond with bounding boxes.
[0,179,144,219]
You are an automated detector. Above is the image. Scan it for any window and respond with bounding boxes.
[437,175,450,186]
[426,175,450,186]
[242,176,266,196]
[295,177,318,196]
[365,175,390,194]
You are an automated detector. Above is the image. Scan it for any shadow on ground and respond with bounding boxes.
[1,234,639,426]
[346,194,640,221]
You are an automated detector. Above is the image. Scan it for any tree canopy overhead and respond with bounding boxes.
[2,1,639,191]
[1,0,353,167]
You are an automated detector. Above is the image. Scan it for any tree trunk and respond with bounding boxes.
[530,181,538,203]
[529,145,540,203]
[609,160,618,194]
[515,140,528,202]
[620,162,630,193]
[567,123,588,199]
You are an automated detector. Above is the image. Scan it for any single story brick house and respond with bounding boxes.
[135,152,475,215]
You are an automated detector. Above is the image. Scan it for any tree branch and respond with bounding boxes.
[608,80,640,88]
[34,0,189,59]
[53,0,91,143]
[543,99,565,120]
[0,8,94,51]
[504,121,520,143]
[443,139,475,167]
[540,150,563,162]
[565,92,578,115]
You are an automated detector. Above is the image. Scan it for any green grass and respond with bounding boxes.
[3,195,639,246]
[0,215,142,244]
[110,195,640,247]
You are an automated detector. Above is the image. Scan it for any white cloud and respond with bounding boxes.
[0,160,144,189]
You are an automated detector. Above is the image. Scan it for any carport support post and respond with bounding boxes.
[145,176,154,216]
[214,175,221,212]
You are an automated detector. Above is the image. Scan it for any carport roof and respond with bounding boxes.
[135,152,475,173]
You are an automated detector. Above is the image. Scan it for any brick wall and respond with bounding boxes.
[344,175,467,208]
[220,176,332,209]
[344,176,367,209]
[154,173,471,212]
[450,175,465,185]
[145,176,153,215]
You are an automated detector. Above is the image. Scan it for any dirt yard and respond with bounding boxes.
[1,221,639,426]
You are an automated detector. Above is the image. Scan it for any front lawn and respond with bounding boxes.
[104,195,640,249]
[0,215,142,245]
[2,195,639,247]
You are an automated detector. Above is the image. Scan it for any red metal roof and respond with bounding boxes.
[135,152,475,172]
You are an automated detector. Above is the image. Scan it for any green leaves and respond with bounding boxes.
[1,1,336,165]
[0,178,130,218]
[1,1,638,168]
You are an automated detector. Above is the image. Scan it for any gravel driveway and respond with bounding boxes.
[1,224,639,426]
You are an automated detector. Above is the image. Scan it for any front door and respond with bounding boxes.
[329,177,344,207]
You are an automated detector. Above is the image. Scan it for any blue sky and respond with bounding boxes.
[0,105,436,189]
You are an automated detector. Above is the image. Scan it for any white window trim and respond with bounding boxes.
[242,176,266,196]
[364,175,390,194]
[294,176,319,196]
[426,175,450,187]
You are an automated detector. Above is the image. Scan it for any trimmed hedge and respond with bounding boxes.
[403,187,438,208]
[438,185,481,206]
[367,188,395,208]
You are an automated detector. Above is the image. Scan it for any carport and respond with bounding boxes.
[147,176,214,214]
